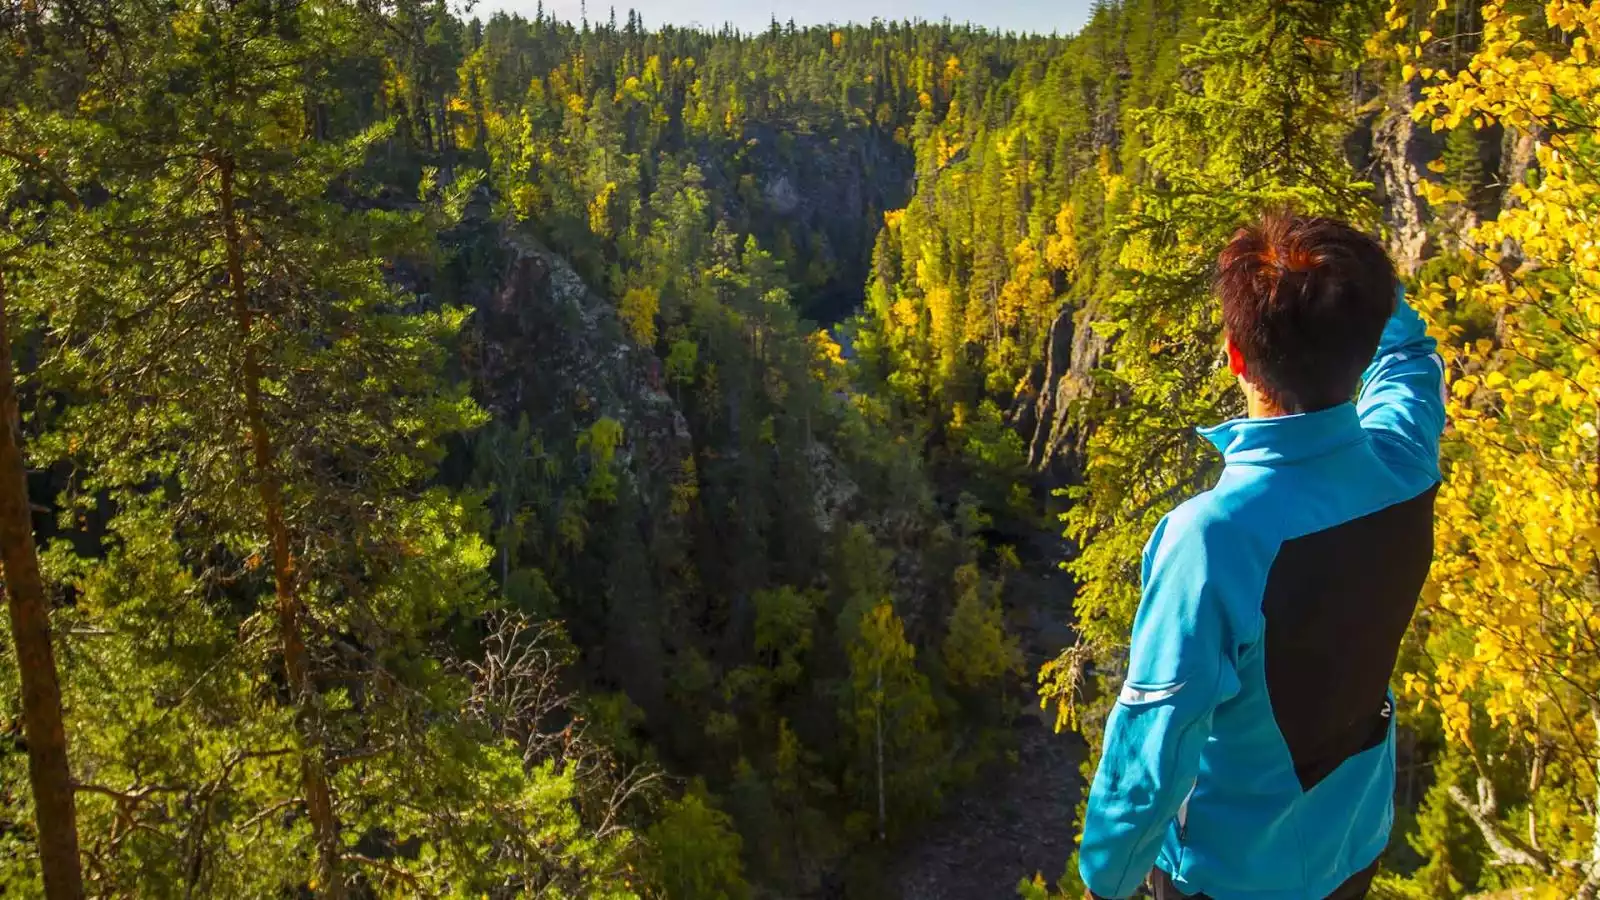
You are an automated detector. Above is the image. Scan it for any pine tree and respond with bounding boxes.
[942,563,1021,694]
[646,780,750,900]
[0,20,102,894]
[1437,123,1486,223]
[15,2,526,891]
[0,160,84,900]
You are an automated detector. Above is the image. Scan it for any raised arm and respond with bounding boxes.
[1356,288,1445,481]
[1079,511,1243,899]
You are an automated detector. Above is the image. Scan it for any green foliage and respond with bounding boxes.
[429,11,1038,893]
[580,417,626,503]
[942,563,1022,692]
[1065,0,1382,666]
[9,0,1508,894]
[1016,871,1075,899]
[843,600,943,840]
[646,781,750,900]
[1405,751,1485,896]
[0,1,645,893]
[752,587,821,688]
[13,0,531,887]
[666,339,700,387]
[1439,124,1487,210]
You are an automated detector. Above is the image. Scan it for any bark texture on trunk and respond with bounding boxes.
[218,159,343,897]
[0,268,84,900]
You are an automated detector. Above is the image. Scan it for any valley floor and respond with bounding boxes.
[889,716,1085,899]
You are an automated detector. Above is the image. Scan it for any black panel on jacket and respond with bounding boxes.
[1261,485,1438,791]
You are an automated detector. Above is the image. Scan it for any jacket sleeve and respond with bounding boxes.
[1079,511,1244,899]
[1356,287,1446,481]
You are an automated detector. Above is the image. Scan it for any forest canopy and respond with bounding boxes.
[0,0,1596,898]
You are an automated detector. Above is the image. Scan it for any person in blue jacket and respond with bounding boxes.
[1079,214,1446,900]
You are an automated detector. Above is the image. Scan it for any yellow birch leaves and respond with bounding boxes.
[1386,0,1600,821]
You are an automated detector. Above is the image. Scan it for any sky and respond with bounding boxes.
[472,0,1097,37]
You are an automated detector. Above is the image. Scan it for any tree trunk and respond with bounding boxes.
[1585,705,1600,898]
[437,92,454,179]
[416,92,434,153]
[0,268,84,900]
[218,159,343,898]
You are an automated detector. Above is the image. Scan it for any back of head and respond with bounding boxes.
[1216,214,1398,413]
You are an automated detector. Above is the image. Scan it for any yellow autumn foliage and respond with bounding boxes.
[619,286,659,346]
[1388,0,1600,882]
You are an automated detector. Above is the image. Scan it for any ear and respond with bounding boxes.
[1225,335,1247,377]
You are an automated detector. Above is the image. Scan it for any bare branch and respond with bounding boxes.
[1448,781,1550,870]
[344,853,430,896]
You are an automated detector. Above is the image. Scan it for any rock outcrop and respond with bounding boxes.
[1370,97,1434,275]
[726,122,913,323]
[1364,78,1455,275]
[470,224,693,508]
[461,221,695,717]
[1007,299,1107,487]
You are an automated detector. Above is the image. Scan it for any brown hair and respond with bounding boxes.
[1216,213,1398,413]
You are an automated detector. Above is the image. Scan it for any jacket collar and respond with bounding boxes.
[1198,402,1367,466]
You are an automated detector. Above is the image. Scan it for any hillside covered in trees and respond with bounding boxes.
[1,0,1597,897]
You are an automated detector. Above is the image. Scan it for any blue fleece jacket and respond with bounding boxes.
[1079,292,1445,899]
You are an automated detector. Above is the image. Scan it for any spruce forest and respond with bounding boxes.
[0,0,1597,896]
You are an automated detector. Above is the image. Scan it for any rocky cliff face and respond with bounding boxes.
[459,221,695,715]
[1006,297,1107,487]
[471,225,694,507]
[1369,87,1438,275]
[1366,78,1532,274]
[714,122,913,324]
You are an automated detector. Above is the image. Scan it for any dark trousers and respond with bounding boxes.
[1146,857,1380,900]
